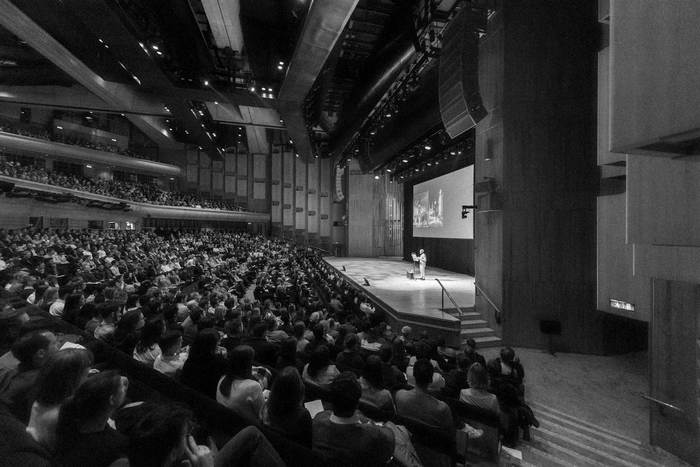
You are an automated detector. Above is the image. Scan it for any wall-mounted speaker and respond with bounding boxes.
[438,6,488,138]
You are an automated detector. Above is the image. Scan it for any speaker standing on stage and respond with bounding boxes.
[419,249,427,280]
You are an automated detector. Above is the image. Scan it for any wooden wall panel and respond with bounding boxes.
[609,0,700,152]
[307,159,319,234]
[319,158,331,239]
[271,149,282,224]
[282,151,294,227]
[295,157,307,231]
[628,157,700,247]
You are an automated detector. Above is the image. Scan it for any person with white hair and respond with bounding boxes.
[418,249,427,280]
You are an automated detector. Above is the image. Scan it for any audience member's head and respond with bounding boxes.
[11,331,55,371]
[344,333,359,351]
[160,330,183,356]
[33,348,93,406]
[363,355,384,389]
[500,347,516,364]
[187,328,219,362]
[467,362,488,390]
[56,370,128,442]
[330,372,362,418]
[267,366,305,422]
[127,404,194,467]
[412,358,434,389]
[308,344,331,379]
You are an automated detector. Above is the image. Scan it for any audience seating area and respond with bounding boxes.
[0,158,243,211]
[0,228,538,467]
[0,121,155,161]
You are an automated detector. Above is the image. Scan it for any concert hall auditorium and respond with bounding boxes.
[0,1,696,466]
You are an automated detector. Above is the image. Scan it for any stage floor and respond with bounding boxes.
[324,257,475,322]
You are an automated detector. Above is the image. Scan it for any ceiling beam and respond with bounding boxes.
[0,0,180,148]
[277,0,360,160]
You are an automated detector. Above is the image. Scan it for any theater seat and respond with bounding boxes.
[394,414,456,467]
[447,398,501,463]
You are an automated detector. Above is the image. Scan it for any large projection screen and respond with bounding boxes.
[412,165,473,239]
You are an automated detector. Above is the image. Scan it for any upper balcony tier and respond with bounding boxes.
[0,131,182,178]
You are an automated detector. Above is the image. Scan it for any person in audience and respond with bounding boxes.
[0,402,51,467]
[132,318,164,367]
[181,329,227,399]
[26,348,93,450]
[37,287,59,313]
[293,321,310,353]
[395,359,455,438]
[123,404,285,467]
[242,322,278,367]
[359,355,395,418]
[487,348,538,445]
[378,343,407,391]
[464,338,487,369]
[405,342,445,391]
[153,330,187,377]
[443,353,472,399]
[487,347,525,396]
[54,371,129,467]
[303,344,340,386]
[216,345,265,421]
[94,302,119,341]
[113,309,145,355]
[274,336,301,371]
[0,331,57,422]
[264,316,289,344]
[335,333,365,376]
[48,285,71,318]
[262,366,312,447]
[0,303,30,355]
[312,371,395,466]
[61,292,85,325]
[460,363,500,413]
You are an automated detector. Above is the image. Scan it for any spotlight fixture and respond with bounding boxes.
[424,145,432,150]
[250,86,256,92]
[402,159,408,163]
[85,164,93,168]
[203,80,209,86]
[374,175,380,180]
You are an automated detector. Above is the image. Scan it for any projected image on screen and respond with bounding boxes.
[412,165,473,239]
[413,189,443,227]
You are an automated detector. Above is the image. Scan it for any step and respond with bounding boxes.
[531,425,658,467]
[519,437,609,467]
[529,402,643,448]
[460,327,496,338]
[468,335,502,345]
[461,319,488,328]
[518,442,597,467]
[528,403,679,467]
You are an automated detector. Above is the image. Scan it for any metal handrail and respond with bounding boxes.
[435,278,463,318]
[474,281,503,323]
[641,394,684,413]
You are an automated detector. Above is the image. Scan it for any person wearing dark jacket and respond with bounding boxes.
[181,329,227,398]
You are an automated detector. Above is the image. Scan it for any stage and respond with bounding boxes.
[324,256,484,346]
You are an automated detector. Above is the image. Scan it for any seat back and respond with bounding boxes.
[394,414,456,467]
[447,398,501,463]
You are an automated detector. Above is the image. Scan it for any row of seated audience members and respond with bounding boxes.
[0,158,243,211]
[0,228,539,466]
[0,121,155,161]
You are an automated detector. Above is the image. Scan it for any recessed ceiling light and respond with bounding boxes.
[374,175,380,180]
[424,145,431,150]
[249,86,256,92]
[111,138,117,142]
[203,80,209,86]
[402,159,408,163]
[86,164,93,168]
[152,45,159,51]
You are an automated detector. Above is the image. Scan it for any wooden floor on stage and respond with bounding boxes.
[324,256,474,322]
